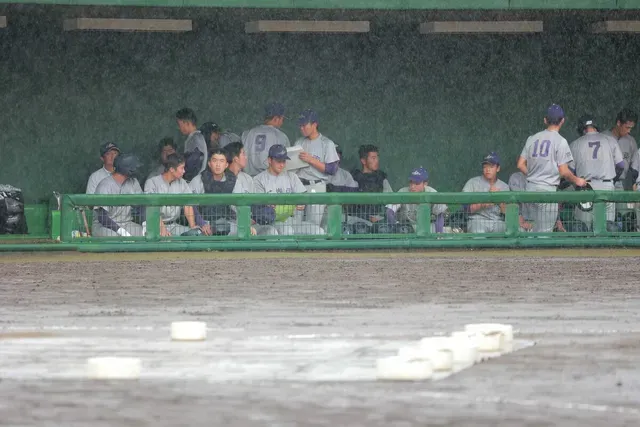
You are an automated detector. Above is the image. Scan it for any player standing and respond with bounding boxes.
[176,108,207,178]
[242,102,290,176]
[517,104,586,233]
[294,109,340,226]
[569,115,624,232]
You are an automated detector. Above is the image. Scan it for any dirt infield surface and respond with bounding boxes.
[1,249,639,427]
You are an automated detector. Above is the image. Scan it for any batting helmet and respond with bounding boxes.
[576,115,599,136]
[114,154,142,177]
[576,183,594,212]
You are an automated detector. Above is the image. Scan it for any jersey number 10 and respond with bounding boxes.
[532,139,551,158]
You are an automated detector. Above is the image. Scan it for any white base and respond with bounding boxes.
[376,356,433,381]
[87,357,141,379]
[170,321,207,341]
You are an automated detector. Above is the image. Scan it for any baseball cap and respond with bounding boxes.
[100,142,120,156]
[409,167,429,183]
[265,102,286,118]
[297,109,319,126]
[268,144,291,160]
[546,104,565,120]
[481,152,500,166]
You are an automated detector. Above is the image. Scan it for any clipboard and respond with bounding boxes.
[285,146,308,171]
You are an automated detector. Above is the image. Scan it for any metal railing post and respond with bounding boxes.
[59,195,74,243]
[146,206,160,241]
[326,205,343,239]
[236,205,252,239]
[416,204,432,237]
[505,203,519,237]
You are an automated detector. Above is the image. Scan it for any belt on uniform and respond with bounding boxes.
[526,180,558,188]
[586,179,612,183]
[300,178,322,185]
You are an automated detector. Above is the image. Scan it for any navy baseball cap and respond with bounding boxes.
[268,144,291,160]
[298,109,319,126]
[265,102,286,118]
[100,142,120,156]
[546,104,565,120]
[482,152,500,166]
[409,167,429,183]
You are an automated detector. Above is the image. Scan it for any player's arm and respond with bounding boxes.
[558,163,586,186]
[516,156,528,175]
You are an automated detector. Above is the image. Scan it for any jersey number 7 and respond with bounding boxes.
[588,141,600,159]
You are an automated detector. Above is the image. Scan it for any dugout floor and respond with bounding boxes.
[1,250,639,426]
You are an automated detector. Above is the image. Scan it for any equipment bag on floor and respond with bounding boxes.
[0,185,28,234]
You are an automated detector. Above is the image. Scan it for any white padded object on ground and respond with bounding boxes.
[87,357,141,379]
[376,356,433,381]
[448,332,479,367]
[465,323,513,351]
[465,323,513,342]
[170,321,207,341]
[396,338,453,371]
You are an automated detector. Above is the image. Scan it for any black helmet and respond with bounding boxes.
[114,154,142,177]
[576,115,599,136]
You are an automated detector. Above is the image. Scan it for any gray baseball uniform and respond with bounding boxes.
[229,170,278,236]
[92,176,143,236]
[508,171,533,222]
[242,125,291,176]
[395,186,447,233]
[520,129,573,232]
[218,132,242,149]
[570,131,623,225]
[294,134,340,226]
[146,164,165,181]
[144,174,192,235]
[462,176,510,233]
[253,170,323,235]
[602,130,638,189]
[86,167,112,194]
[328,168,358,188]
[184,130,208,175]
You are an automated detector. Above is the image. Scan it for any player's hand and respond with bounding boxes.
[489,185,499,192]
[200,224,212,236]
[555,220,566,232]
[250,227,257,236]
[296,205,305,211]
[520,220,533,231]
[160,225,171,237]
[299,151,313,163]
[369,216,380,223]
[575,177,587,187]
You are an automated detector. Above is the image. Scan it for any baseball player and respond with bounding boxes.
[602,108,638,228]
[253,144,324,235]
[294,109,340,226]
[200,121,241,151]
[147,138,177,181]
[189,148,248,235]
[392,167,448,233]
[462,152,510,233]
[242,102,290,176]
[224,141,278,236]
[517,104,586,233]
[92,154,144,237]
[86,142,120,194]
[145,153,210,237]
[602,108,638,190]
[569,115,624,232]
[176,108,207,179]
[326,145,358,192]
[349,144,395,233]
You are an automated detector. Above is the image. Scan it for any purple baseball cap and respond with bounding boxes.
[409,167,429,183]
[268,144,291,160]
[297,109,319,126]
[482,152,500,166]
[265,102,286,118]
[546,104,565,120]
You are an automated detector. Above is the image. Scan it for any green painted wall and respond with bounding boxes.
[1,12,639,202]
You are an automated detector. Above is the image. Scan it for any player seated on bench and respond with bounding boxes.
[392,167,448,234]
[253,144,324,236]
[92,154,145,237]
[145,153,210,237]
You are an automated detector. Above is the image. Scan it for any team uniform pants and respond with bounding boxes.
[525,182,558,233]
[92,220,143,237]
[295,181,327,227]
[274,216,324,236]
[574,180,615,229]
[467,217,506,234]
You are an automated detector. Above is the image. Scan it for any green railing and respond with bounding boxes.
[29,191,636,252]
[2,191,639,252]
